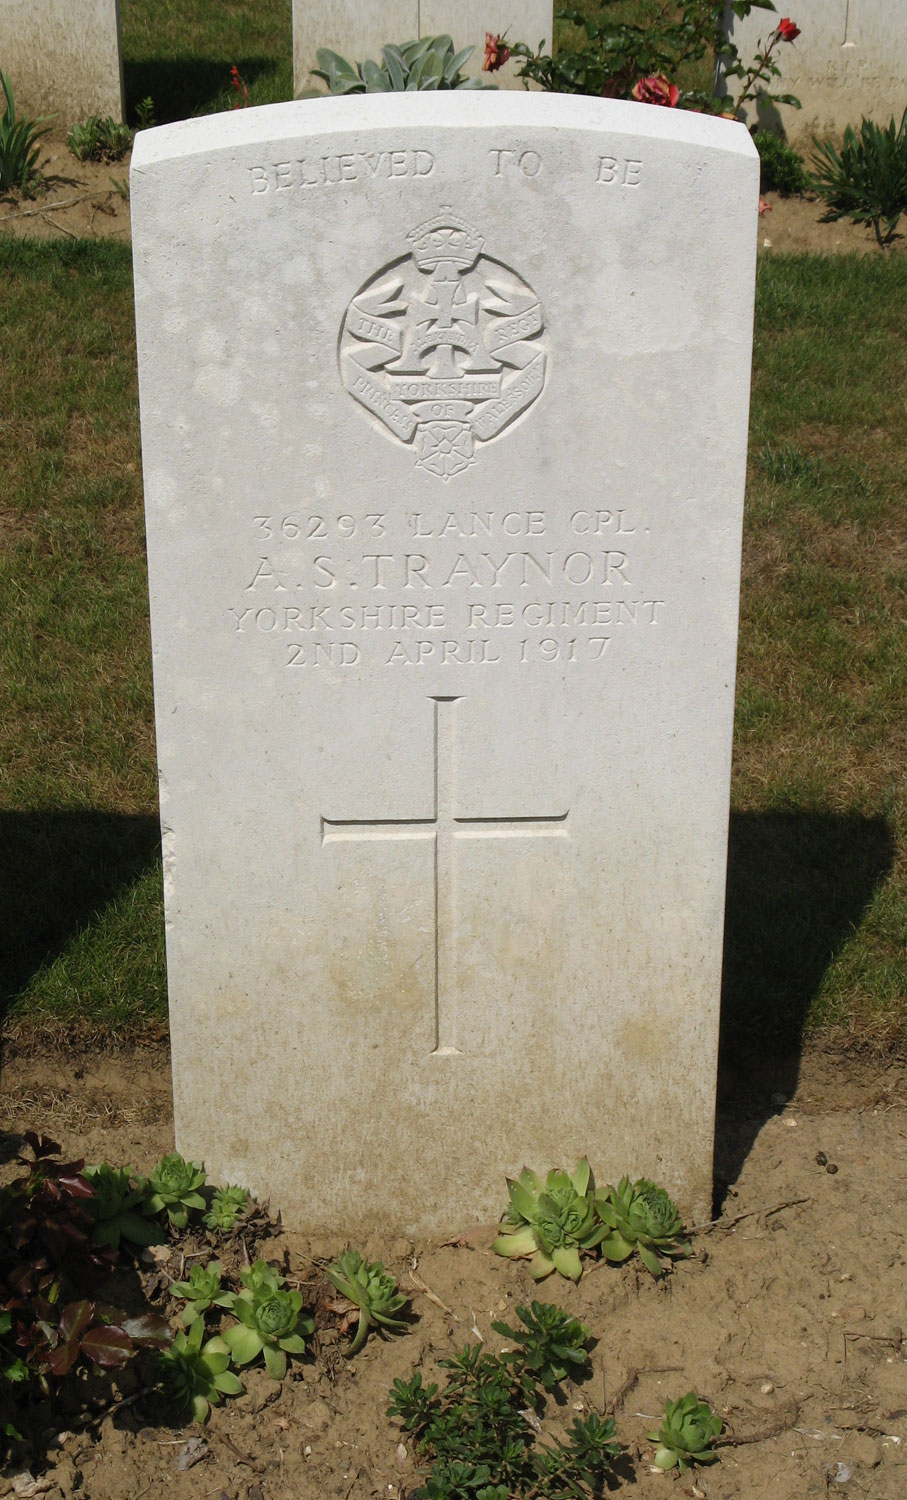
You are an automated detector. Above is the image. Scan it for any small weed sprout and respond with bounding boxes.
[325,1250,409,1355]
[134,96,156,130]
[649,1390,722,1471]
[388,1303,621,1498]
[491,1301,590,1391]
[66,116,132,162]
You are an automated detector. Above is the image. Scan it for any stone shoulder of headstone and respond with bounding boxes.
[132,93,758,1238]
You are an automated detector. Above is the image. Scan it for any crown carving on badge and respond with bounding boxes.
[406,209,484,272]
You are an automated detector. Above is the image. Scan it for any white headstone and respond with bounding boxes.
[293,1,552,94]
[723,1,907,141]
[131,93,758,1235]
[0,0,124,123]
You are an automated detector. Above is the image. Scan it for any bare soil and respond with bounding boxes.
[0,132,901,255]
[1,1044,905,1500]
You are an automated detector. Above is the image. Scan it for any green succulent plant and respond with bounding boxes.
[169,1260,233,1326]
[492,1159,605,1281]
[203,1183,250,1234]
[237,1257,284,1298]
[157,1317,243,1422]
[83,1163,163,1249]
[595,1176,690,1278]
[491,1302,590,1392]
[312,35,494,95]
[325,1250,409,1355]
[222,1283,314,1380]
[146,1152,207,1230]
[648,1391,722,1471]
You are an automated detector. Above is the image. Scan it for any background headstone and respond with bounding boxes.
[293,1,552,93]
[0,0,124,124]
[131,94,758,1235]
[722,1,907,142]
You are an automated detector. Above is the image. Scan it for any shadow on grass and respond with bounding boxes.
[123,55,277,124]
[714,808,895,1205]
[0,810,160,1028]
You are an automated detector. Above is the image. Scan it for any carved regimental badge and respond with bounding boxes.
[339,210,547,481]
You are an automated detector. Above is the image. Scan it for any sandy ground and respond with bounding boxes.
[1,1044,905,1499]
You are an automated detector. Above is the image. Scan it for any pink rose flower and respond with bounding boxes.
[483,33,511,72]
[631,74,680,108]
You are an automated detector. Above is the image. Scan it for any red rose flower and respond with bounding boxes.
[777,18,800,40]
[631,74,680,108]
[483,33,511,72]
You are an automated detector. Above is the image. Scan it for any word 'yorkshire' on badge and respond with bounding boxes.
[339,210,548,481]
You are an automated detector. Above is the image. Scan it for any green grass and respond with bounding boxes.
[0,240,164,1036]
[119,0,293,123]
[1,243,905,1054]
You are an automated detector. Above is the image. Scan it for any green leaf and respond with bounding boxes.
[444,45,474,82]
[551,1244,583,1281]
[571,1157,591,1197]
[529,1249,555,1279]
[599,1231,634,1262]
[381,45,406,90]
[119,1211,164,1245]
[492,1226,538,1258]
[639,1244,664,1278]
[190,1394,209,1423]
[213,1369,244,1395]
[280,1333,308,1354]
[506,1178,538,1221]
[315,48,359,79]
[222,1323,263,1365]
[263,1343,287,1380]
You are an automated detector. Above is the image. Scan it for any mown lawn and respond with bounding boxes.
[1,240,905,1054]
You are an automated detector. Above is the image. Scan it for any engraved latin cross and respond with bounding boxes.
[321,696,569,1055]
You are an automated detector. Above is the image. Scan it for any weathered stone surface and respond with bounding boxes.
[722,1,907,142]
[0,0,124,123]
[293,1,552,94]
[131,93,758,1234]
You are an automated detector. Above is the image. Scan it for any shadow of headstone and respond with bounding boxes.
[0,810,161,1029]
[123,55,275,124]
[715,808,895,1206]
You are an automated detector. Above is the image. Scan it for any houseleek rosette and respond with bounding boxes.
[325,1250,409,1355]
[492,1159,605,1281]
[203,1184,250,1234]
[157,1317,243,1422]
[595,1177,690,1278]
[238,1257,283,1298]
[146,1152,207,1230]
[169,1260,234,1326]
[84,1163,163,1249]
[222,1286,314,1379]
[648,1391,721,1471]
